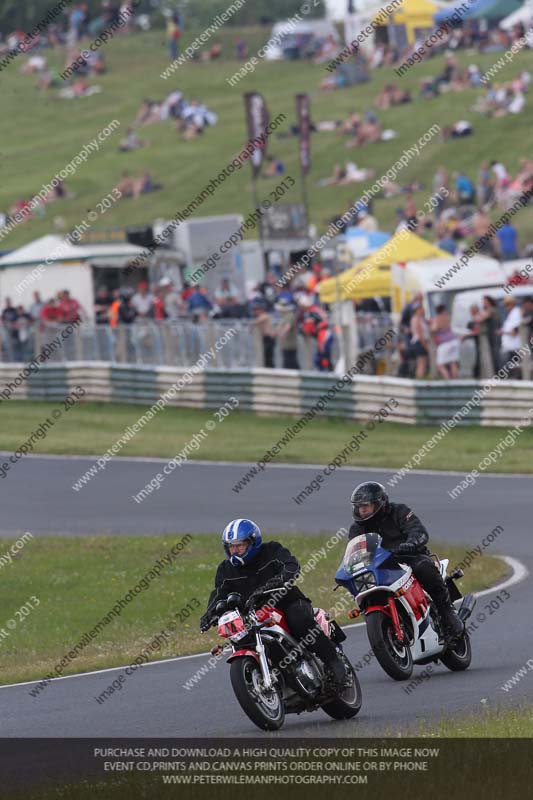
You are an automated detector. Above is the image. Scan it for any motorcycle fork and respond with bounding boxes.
[254,630,274,690]
[387,597,405,644]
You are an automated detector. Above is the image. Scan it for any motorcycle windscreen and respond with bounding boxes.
[342,533,380,575]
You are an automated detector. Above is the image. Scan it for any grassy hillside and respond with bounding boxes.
[2,27,533,250]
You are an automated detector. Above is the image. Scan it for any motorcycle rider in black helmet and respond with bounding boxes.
[349,482,464,638]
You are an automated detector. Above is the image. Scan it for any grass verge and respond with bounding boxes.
[1,401,533,474]
[0,532,507,686]
[408,704,533,737]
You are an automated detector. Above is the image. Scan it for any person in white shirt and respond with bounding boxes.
[500,296,522,376]
[490,160,509,184]
[131,281,155,318]
[159,277,183,320]
[508,91,525,115]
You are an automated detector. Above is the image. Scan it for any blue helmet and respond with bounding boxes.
[222,519,262,567]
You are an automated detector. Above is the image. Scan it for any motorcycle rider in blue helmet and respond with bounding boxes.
[200,518,350,686]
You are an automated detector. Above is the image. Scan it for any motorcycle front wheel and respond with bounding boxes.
[366,611,413,681]
[230,657,285,731]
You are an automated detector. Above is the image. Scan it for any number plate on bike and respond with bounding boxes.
[218,610,247,639]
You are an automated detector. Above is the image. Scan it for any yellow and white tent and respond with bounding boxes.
[318,231,448,304]
[374,0,439,45]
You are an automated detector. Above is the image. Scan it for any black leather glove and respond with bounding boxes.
[392,541,418,556]
[200,613,213,633]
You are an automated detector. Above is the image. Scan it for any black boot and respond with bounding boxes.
[310,628,352,688]
[439,604,464,638]
[426,573,464,639]
[326,654,352,688]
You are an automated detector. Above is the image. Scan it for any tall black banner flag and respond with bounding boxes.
[296,93,311,176]
[243,92,270,179]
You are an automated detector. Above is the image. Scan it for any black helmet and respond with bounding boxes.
[350,481,389,521]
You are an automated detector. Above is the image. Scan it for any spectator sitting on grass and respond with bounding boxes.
[21,54,47,74]
[58,77,103,99]
[319,70,348,91]
[37,66,62,90]
[132,172,162,198]
[135,98,162,126]
[86,49,106,75]
[114,172,162,198]
[346,113,382,148]
[178,99,218,139]
[375,83,411,109]
[263,155,285,178]
[115,171,135,197]
[318,162,374,187]
[205,43,222,61]
[160,90,184,120]
[118,128,150,153]
[441,120,472,141]
[43,179,73,203]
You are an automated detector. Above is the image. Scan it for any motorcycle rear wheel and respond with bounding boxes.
[440,630,472,671]
[366,611,413,681]
[230,657,285,731]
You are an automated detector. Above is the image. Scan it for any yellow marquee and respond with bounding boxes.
[318,231,448,303]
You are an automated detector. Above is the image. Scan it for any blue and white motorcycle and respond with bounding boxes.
[335,533,476,681]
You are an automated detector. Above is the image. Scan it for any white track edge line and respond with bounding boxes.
[0,452,530,479]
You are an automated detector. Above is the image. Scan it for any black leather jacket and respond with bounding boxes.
[204,541,307,616]
[349,502,430,554]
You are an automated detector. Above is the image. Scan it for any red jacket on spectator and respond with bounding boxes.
[41,302,60,322]
[57,294,81,323]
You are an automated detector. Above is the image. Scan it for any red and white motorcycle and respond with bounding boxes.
[204,590,362,730]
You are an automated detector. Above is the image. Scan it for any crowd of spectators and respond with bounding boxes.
[397,291,533,380]
[1,290,84,359]
[90,275,328,373]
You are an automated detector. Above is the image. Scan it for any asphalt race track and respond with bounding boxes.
[1,455,531,737]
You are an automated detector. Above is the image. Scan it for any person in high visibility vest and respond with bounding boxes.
[109,290,121,329]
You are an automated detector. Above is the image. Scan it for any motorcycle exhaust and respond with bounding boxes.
[457,593,476,622]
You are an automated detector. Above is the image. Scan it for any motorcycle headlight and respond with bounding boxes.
[352,571,375,593]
